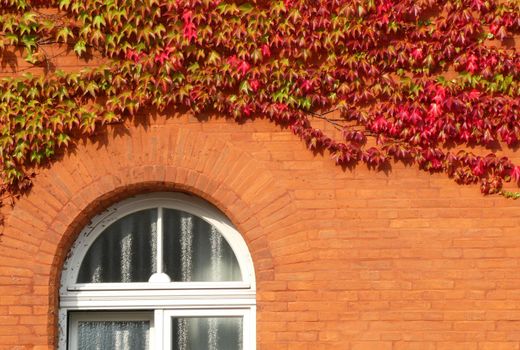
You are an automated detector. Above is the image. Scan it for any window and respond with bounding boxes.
[59,193,256,350]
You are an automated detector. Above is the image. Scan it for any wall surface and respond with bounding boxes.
[1,112,520,350]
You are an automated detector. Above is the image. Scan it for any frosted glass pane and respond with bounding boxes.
[77,320,149,350]
[163,209,242,281]
[77,209,157,283]
[171,317,243,350]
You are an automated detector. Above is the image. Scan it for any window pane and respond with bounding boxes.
[163,209,242,281]
[171,317,243,350]
[77,320,149,350]
[77,209,158,283]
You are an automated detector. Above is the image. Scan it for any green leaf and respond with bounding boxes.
[56,133,71,146]
[239,3,254,14]
[239,80,251,94]
[22,12,36,23]
[59,0,71,9]
[216,2,239,15]
[299,97,311,110]
[56,27,74,43]
[207,51,221,65]
[83,81,99,98]
[93,15,106,29]
[187,62,200,73]
[73,40,87,57]
[21,35,37,50]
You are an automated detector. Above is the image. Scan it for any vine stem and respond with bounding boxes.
[308,108,343,130]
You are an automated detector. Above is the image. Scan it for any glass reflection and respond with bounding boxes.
[171,317,243,350]
[77,209,157,283]
[163,209,242,282]
[77,320,149,350]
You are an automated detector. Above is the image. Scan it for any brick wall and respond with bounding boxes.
[1,113,520,350]
[0,34,519,350]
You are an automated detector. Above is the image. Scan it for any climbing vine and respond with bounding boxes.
[0,0,518,199]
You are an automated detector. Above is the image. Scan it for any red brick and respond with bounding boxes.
[351,341,392,350]
[479,343,519,350]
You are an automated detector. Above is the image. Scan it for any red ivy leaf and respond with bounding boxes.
[154,51,169,65]
[467,89,481,100]
[511,166,520,183]
[125,49,142,63]
[237,60,251,76]
[249,79,260,92]
[301,80,313,93]
[428,103,442,118]
[261,44,271,58]
[182,10,197,42]
[466,54,478,73]
[472,158,486,176]
[411,48,424,61]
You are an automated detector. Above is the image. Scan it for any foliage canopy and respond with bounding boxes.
[0,0,519,198]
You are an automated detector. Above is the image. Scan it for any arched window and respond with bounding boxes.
[59,193,256,350]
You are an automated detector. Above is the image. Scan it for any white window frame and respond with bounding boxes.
[163,308,254,349]
[59,192,256,350]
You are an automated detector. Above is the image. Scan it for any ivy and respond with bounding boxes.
[0,0,518,199]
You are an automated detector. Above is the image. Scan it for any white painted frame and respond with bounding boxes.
[59,192,256,350]
[163,308,255,349]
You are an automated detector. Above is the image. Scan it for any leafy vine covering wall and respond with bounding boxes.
[0,0,518,200]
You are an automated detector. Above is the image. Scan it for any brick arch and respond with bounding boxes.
[2,122,297,348]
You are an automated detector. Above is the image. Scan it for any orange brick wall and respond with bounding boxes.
[1,44,520,350]
[1,113,520,350]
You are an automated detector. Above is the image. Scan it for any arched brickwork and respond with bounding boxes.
[0,121,297,349]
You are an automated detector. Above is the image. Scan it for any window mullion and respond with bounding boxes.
[154,309,164,349]
[149,207,170,282]
[157,207,164,274]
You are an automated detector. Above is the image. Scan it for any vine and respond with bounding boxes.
[0,0,518,200]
